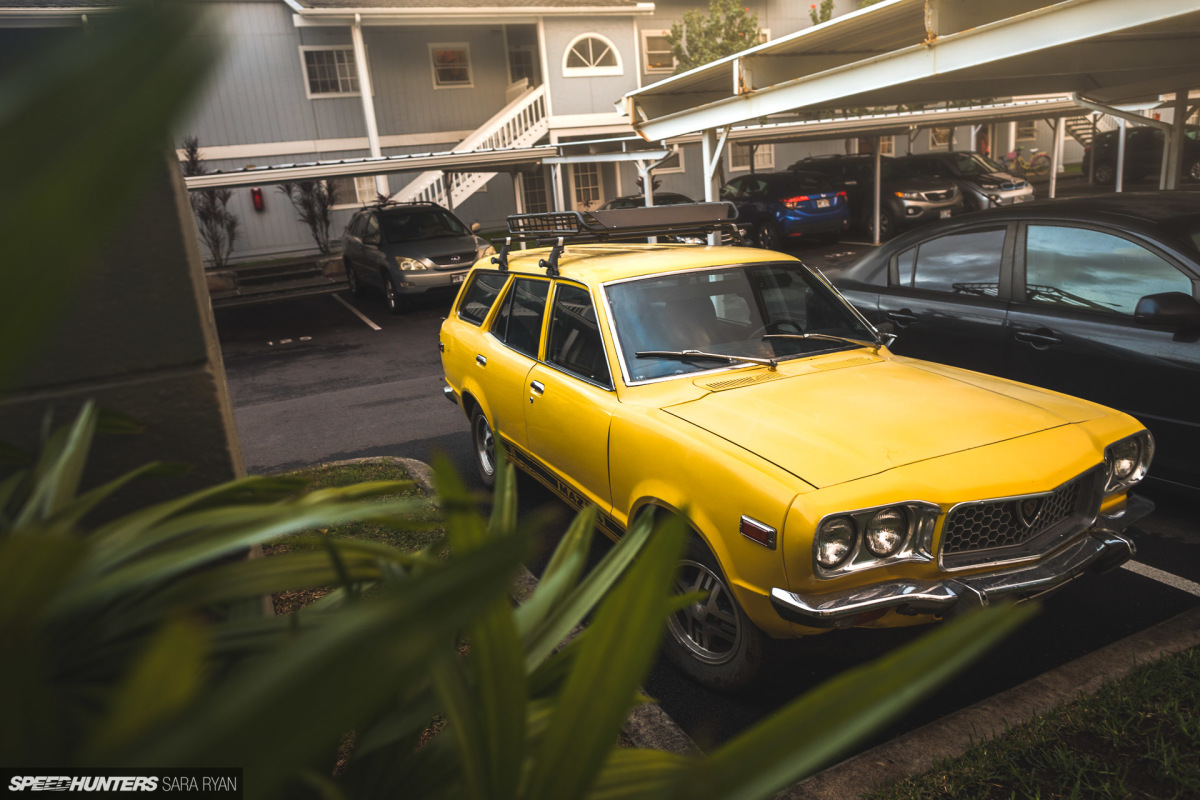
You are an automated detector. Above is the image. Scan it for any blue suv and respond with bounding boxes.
[720,171,849,249]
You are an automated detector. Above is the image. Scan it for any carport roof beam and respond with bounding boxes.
[624,0,1200,142]
[544,149,669,164]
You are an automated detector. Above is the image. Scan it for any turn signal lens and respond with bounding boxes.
[782,195,810,209]
[864,507,908,557]
[816,516,856,568]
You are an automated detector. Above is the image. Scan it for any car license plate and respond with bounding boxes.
[452,273,466,284]
[817,198,830,208]
[939,209,952,218]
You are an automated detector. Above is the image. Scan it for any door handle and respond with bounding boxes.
[530,380,545,396]
[476,355,487,367]
[1014,331,1063,349]
[886,309,919,326]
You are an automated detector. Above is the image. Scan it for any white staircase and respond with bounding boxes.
[1064,112,1118,147]
[392,82,549,208]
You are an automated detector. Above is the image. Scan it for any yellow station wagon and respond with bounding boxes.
[439,204,1153,690]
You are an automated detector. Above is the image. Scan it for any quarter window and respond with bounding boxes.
[563,34,622,77]
[458,272,508,326]
[547,284,612,388]
[911,228,1006,295]
[491,278,550,358]
[301,47,359,97]
[430,44,473,88]
[1024,225,1191,315]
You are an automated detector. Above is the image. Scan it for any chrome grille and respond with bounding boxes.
[940,470,1099,569]
[430,251,475,267]
[925,190,953,201]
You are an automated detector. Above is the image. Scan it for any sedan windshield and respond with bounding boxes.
[382,209,469,243]
[951,153,1006,176]
[605,263,877,382]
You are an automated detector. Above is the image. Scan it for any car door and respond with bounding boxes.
[475,276,551,453]
[1007,221,1200,484]
[342,213,364,277]
[877,224,1013,375]
[525,281,617,511]
[359,212,389,290]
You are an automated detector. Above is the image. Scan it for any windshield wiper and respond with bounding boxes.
[762,332,880,348]
[635,349,777,369]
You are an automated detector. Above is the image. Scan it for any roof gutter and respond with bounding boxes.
[288,3,654,24]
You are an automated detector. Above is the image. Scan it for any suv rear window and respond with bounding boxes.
[457,272,508,325]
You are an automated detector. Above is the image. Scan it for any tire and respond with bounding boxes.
[665,535,771,691]
[382,272,405,315]
[1186,160,1200,182]
[1094,161,1116,185]
[1030,154,1051,176]
[755,219,783,251]
[866,209,895,241]
[470,405,497,489]
[346,263,363,297]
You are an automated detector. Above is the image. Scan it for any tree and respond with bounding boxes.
[180,136,238,268]
[278,180,338,255]
[666,0,761,75]
[809,0,834,25]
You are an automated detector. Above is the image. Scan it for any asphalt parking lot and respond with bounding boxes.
[213,222,1200,759]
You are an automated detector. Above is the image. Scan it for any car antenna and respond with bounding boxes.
[539,236,564,276]
[491,237,512,271]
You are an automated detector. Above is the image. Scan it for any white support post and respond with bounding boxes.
[443,172,454,211]
[1166,89,1188,191]
[701,127,729,245]
[1116,118,1126,193]
[514,172,526,215]
[351,15,388,198]
[552,163,564,211]
[872,139,881,246]
[1049,118,1062,199]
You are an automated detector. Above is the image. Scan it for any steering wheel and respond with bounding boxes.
[750,319,805,339]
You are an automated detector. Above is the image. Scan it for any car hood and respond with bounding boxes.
[664,357,1105,489]
[962,171,1025,188]
[383,234,484,262]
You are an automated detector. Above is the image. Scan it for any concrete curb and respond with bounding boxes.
[780,604,1200,799]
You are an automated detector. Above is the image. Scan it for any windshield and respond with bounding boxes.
[605,263,876,382]
[951,153,1006,175]
[382,209,469,243]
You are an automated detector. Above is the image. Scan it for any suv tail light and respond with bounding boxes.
[781,195,810,209]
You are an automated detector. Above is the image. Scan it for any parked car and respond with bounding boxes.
[719,171,849,248]
[1082,126,1200,185]
[791,154,963,239]
[342,201,493,313]
[440,204,1149,690]
[833,192,1200,490]
[601,192,695,210]
[897,151,1035,210]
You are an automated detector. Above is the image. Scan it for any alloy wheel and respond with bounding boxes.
[667,558,742,665]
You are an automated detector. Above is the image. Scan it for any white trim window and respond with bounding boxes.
[563,33,623,77]
[930,126,953,150]
[1017,119,1038,141]
[655,148,685,174]
[330,176,378,209]
[729,142,774,172]
[572,162,603,210]
[641,29,674,73]
[430,43,473,89]
[300,46,360,98]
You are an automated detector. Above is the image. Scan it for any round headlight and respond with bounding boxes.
[864,507,908,558]
[816,517,856,569]
[1110,438,1141,481]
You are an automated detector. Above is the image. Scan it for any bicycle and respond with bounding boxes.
[1000,144,1051,176]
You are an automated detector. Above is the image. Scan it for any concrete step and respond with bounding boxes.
[210,275,348,308]
[237,266,324,286]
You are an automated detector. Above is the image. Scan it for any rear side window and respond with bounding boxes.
[458,272,508,325]
[546,284,612,389]
[912,228,1006,296]
[491,278,550,358]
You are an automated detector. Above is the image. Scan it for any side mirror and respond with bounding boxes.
[1134,292,1200,328]
[471,222,482,233]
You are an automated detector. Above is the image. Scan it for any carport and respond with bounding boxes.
[623,0,1200,242]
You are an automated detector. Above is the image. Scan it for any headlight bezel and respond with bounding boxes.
[395,256,431,272]
[1103,431,1155,495]
[813,501,939,579]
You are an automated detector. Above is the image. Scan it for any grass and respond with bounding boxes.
[262,459,443,613]
[864,647,1200,800]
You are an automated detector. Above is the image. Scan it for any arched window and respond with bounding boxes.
[562,33,623,77]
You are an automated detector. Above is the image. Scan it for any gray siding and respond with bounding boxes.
[544,17,640,116]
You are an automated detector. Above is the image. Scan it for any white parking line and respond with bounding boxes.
[1122,560,1200,598]
[333,294,381,331]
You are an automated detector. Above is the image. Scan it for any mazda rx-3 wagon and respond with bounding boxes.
[439,204,1152,690]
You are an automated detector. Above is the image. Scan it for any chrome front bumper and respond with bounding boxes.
[770,528,1137,629]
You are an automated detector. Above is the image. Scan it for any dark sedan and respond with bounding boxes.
[833,192,1200,490]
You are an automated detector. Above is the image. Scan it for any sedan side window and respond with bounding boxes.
[1024,225,1192,315]
[363,214,380,242]
[491,278,550,358]
[912,228,1006,297]
[546,284,612,389]
[458,272,509,326]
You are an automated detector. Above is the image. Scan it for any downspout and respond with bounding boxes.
[872,139,881,246]
[350,13,388,198]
